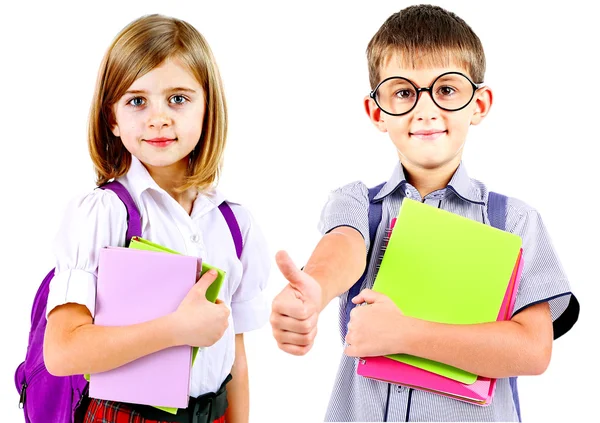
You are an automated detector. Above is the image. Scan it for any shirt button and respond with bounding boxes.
[405,190,411,198]
[190,234,200,243]
[397,385,406,393]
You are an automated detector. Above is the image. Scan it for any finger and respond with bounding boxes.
[344,344,360,357]
[277,341,314,356]
[275,251,308,294]
[270,313,316,334]
[272,294,311,320]
[193,269,218,297]
[351,288,381,305]
[272,327,317,346]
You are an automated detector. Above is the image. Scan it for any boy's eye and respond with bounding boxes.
[394,89,414,100]
[437,86,456,96]
[127,97,145,107]
[170,95,188,105]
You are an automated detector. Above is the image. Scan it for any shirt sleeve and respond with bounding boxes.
[318,181,370,252]
[230,206,271,334]
[47,188,127,318]
[506,198,575,330]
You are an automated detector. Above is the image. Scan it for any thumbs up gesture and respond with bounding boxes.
[270,250,323,356]
[172,269,230,348]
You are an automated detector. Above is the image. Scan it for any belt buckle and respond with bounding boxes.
[193,396,213,423]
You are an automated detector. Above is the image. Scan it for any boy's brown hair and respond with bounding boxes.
[88,14,228,192]
[367,5,486,89]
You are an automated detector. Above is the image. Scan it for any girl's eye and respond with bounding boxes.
[127,97,145,107]
[170,95,188,105]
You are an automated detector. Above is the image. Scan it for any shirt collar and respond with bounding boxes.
[373,161,484,205]
[119,155,227,216]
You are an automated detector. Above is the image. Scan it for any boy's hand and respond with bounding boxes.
[270,250,323,356]
[344,289,408,358]
[172,270,230,348]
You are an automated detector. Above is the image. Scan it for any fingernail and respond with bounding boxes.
[208,269,217,276]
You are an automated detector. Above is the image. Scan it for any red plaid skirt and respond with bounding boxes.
[84,398,226,423]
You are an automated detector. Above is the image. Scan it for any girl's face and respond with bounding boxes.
[111,57,205,175]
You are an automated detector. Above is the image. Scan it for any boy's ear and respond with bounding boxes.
[471,86,493,126]
[364,96,388,133]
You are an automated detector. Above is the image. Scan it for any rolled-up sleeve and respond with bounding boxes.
[507,199,574,328]
[47,189,127,318]
[230,208,270,334]
[318,181,370,252]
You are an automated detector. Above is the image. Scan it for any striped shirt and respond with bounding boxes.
[318,162,575,422]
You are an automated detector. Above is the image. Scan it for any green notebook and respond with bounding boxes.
[372,199,522,384]
[128,236,225,414]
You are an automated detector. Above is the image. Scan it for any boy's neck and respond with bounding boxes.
[402,160,460,199]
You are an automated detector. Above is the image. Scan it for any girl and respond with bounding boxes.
[43,14,270,423]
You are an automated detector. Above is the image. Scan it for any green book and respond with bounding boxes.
[372,199,522,384]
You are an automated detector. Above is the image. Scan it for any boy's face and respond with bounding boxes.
[365,54,492,174]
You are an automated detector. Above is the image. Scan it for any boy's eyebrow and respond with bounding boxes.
[124,87,198,95]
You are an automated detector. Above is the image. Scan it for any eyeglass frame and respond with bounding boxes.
[369,71,486,116]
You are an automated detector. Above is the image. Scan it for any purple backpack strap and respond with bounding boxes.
[218,202,243,260]
[341,183,385,341]
[100,181,142,242]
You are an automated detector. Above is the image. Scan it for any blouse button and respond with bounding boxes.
[405,190,411,198]
[190,234,200,243]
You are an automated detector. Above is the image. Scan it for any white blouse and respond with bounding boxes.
[47,156,270,396]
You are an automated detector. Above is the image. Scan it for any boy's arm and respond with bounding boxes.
[345,288,552,377]
[271,226,366,355]
[224,334,249,423]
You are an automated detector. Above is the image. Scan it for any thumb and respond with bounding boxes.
[193,269,218,299]
[351,288,384,305]
[276,250,309,293]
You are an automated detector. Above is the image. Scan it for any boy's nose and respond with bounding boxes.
[413,91,440,121]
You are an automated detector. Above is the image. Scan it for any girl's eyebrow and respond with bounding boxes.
[124,87,198,95]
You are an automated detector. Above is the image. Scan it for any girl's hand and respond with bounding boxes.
[344,289,410,358]
[171,270,230,348]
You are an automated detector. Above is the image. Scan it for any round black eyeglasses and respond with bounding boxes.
[370,72,485,116]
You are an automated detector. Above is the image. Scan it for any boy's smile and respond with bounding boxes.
[365,54,492,173]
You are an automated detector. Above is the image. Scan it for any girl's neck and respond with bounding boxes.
[143,159,197,215]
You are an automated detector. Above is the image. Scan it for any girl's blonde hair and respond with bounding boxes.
[88,14,227,192]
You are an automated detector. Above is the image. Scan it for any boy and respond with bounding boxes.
[269,4,578,422]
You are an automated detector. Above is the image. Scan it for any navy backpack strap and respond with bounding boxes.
[487,191,521,421]
[487,191,507,231]
[218,202,243,260]
[341,182,386,340]
[100,180,142,243]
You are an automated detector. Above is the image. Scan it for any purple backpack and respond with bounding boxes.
[14,181,244,423]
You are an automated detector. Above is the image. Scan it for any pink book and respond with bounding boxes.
[357,248,524,405]
[89,247,199,408]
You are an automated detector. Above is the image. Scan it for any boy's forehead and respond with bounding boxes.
[379,52,471,84]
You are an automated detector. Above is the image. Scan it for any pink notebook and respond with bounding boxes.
[357,248,523,406]
[89,247,200,408]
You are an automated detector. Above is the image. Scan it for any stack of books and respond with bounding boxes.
[89,237,224,413]
[356,199,523,405]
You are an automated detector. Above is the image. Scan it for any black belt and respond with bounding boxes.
[130,374,231,423]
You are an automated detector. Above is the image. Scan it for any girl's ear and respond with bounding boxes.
[364,96,387,133]
[111,124,120,137]
[471,86,493,126]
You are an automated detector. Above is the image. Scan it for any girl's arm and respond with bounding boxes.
[224,334,249,423]
[44,271,229,376]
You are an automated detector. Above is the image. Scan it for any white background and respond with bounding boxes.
[1,1,598,422]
